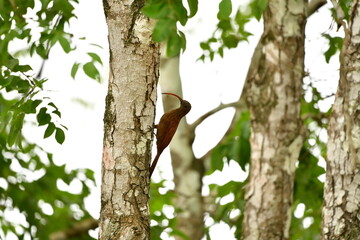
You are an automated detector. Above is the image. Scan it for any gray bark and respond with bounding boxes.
[242,0,307,239]
[322,1,360,239]
[99,0,159,239]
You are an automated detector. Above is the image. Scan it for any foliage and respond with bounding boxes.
[199,0,267,61]
[291,147,324,240]
[148,0,354,239]
[206,180,246,239]
[71,45,104,83]
[142,0,198,57]
[330,0,353,23]
[322,34,343,63]
[289,80,329,239]
[0,138,95,239]
[150,180,184,239]
[210,111,250,173]
[0,0,98,239]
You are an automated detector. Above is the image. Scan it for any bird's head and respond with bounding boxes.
[162,92,191,114]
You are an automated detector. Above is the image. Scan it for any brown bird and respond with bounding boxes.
[150,93,191,177]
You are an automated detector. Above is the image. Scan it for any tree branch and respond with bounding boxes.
[329,0,346,28]
[308,0,327,17]
[49,218,98,240]
[189,100,246,131]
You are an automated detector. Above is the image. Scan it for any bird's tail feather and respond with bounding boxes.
[149,153,160,177]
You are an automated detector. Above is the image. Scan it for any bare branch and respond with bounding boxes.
[49,218,98,240]
[195,97,248,168]
[308,0,327,17]
[189,100,246,131]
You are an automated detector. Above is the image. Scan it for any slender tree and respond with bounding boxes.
[242,0,307,238]
[158,52,204,239]
[100,0,159,239]
[322,0,360,238]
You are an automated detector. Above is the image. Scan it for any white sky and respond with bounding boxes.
[8,0,341,239]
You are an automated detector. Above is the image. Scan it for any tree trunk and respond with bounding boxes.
[322,1,360,239]
[159,53,204,239]
[242,0,306,239]
[99,1,159,239]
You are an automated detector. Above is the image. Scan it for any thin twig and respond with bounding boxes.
[189,100,246,131]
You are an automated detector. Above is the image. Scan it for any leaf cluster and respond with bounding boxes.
[288,81,329,239]
[0,0,82,146]
[0,133,96,239]
[150,180,189,239]
[210,111,250,173]
[71,46,104,83]
[291,147,324,240]
[0,0,98,239]
[199,0,267,61]
[142,0,198,57]
[205,180,246,239]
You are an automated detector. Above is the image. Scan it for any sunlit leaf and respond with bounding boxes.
[218,0,232,20]
[83,62,100,81]
[87,52,103,65]
[58,35,72,53]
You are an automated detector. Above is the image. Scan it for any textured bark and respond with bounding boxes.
[322,1,360,239]
[100,1,159,239]
[159,54,204,239]
[242,0,306,239]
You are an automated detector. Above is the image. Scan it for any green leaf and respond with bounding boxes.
[36,44,48,58]
[83,62,100,81]
[218,0,232,20]
[8,113,25,147]
[87,52,103,65]
[85,169,96,182]
[48,102,58,110]
[250,0,267,20]
[14,64,32,72]
[235,10,250,27]
[166,32,185,57]
[209,51,215,61]
[222,34,238,48]
[52,110,61,118]
[218,19,232,31]
[153,19,176,42]
[55,127,65,144]
[142,1,169,19]
[37,107,51,126]
[218,47,224,57]
[71,62,80,79]
[44,123,56,138]
[172,2,188,26]
[5,58,19,70]
[187,0,198,17]
[32,99,42,110]
[210,145,226,172]
[323,34,343,63]
[20,99,42,114]
[199,42,208,50]
[58,36,72,53]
